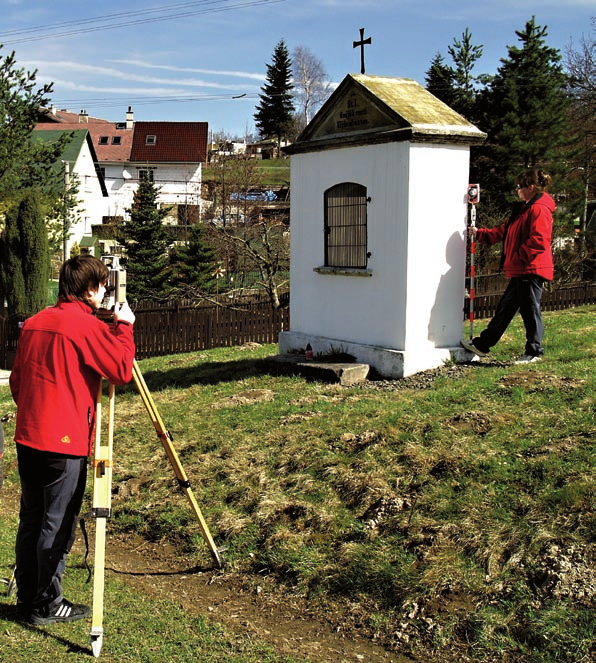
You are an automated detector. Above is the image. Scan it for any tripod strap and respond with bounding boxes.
[132,361,223,569]
[90,380,115,658]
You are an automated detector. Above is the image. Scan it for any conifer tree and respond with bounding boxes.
[447,28,485,121]
[425,53,459,108]
[0,46,70,205]
[480,17,570,205]
[167,224,217,297]
[0,192,50,315]
[117,178,171,302]
[254,39,295,150]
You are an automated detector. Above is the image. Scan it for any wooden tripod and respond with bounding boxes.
[90,360,223,657]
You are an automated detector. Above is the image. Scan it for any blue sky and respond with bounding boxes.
[0,0,592,138]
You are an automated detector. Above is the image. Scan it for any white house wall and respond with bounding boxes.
[404,143,469,373]
[289,142,411,349]
[103,163,202,219]
[65,142,109,256]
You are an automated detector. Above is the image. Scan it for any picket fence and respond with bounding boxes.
[3,281,596,370]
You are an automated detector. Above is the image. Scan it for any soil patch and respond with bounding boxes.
[102,534,412,663]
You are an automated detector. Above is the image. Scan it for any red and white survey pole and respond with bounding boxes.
[467,184,480,340]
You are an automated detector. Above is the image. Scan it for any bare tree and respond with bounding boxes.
[292,45,331,130]
[565,32,596,243]
[566,32,596,122]
[210,216,289,309]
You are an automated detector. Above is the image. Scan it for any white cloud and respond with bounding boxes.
[24,59,258,91]
[110,59,266,82]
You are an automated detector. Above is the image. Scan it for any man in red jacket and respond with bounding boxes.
[10,254,136,626]
[461,169,555,364]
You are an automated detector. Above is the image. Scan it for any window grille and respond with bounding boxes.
[324,182,368,268]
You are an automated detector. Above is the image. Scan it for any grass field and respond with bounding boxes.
[0,307,594,662]
[203,158,290,188]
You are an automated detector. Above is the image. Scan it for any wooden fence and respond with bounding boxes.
[0,300,290,369]
[132,300,290,360]
[463,281,596,320]
[3,281,596,370]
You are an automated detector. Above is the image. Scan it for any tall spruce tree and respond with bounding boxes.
[0,192,50,315]
[425,53,459,108]
[480,17,570,206]
[254,39,295,150]
[117,178,171,302]
[447,28,484,121]
[167,224,217,297]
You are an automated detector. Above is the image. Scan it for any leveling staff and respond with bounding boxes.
[9,254,135,626]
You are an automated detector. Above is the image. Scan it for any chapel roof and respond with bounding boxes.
[285,73,486,154]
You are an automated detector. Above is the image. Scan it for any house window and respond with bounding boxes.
[112,136,122,145]
[324,182,368,268]
[138,168,154,182]
[145,135,157,146]
[98,136,109,145]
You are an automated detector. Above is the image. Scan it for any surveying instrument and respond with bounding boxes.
[90,256,224,657]
[467,184,480,340]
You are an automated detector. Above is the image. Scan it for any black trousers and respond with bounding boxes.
[15,444,87,610]
[473,275,545,357]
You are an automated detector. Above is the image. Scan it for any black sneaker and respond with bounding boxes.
[15,601,32,621]
[30,598,91,626]
[460,338,488,357]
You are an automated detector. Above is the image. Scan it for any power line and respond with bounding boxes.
[51,93,259,111]
[0,0,285,45]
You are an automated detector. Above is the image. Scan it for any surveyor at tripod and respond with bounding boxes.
[9,254,135,626]
[461,169,555,364]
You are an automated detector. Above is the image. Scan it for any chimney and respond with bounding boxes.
[79,109,89,123]
[126,106,134,130]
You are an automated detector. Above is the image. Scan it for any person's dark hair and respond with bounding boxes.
[58,254,109,303]
[516,169,551,193]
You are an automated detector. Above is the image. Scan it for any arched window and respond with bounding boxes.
[324,182,368,268]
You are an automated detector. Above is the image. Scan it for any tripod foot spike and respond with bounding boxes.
[91,630,103,658]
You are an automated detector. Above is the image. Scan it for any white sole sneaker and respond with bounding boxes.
[515,355,541,364]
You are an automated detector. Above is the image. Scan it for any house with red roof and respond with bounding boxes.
[36,106,208,254]
[129,120,207,225]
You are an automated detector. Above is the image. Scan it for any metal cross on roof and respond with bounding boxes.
[353,27,372,75]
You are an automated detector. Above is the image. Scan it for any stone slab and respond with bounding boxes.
[267,354,370,386]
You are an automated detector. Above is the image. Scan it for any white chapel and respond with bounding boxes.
[280,73,486,378]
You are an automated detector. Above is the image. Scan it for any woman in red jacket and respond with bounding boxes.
[461,169,555,364]
[10,254,135,626]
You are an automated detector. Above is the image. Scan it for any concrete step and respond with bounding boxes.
[267,354,370,386]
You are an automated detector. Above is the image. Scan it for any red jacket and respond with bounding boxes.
[10,299,135,457]
[476,192,555,281]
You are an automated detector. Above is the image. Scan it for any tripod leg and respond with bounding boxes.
[131,361,223,569]
[90,381,115,658]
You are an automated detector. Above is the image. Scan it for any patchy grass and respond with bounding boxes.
[0,308,595,662]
